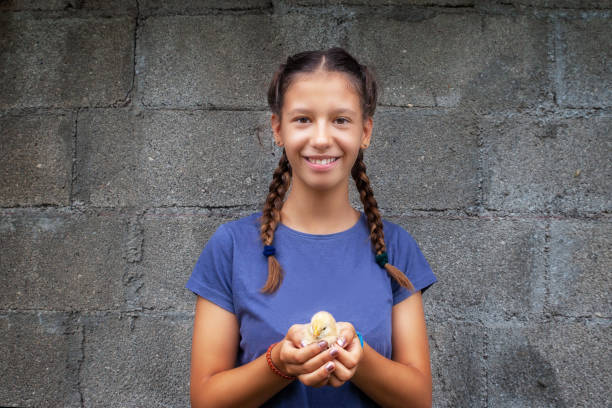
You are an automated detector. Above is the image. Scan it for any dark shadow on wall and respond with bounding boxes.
[495,342,567,408]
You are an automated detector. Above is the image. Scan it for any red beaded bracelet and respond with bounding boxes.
[265,342,295,380]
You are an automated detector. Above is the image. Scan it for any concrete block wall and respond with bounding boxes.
[1,0,609,406]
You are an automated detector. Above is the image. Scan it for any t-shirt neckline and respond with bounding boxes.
[277,211,365,240]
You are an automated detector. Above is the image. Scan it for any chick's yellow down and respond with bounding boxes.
[302,311,338,346]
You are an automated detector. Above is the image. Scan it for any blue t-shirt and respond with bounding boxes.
[185,211,437,407]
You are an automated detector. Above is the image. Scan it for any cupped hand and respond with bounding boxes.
[271,323,339,388]
[326,321,364,388]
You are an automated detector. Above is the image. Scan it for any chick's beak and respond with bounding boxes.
[312,323,321,338]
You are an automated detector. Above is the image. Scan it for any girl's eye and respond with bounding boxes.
[294,117,350,124]
[336,117,349,124]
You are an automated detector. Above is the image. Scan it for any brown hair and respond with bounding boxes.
[259,47,415,294]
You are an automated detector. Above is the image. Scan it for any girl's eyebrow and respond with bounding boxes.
[288,108,358,116]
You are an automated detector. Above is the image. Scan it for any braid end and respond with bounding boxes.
[260,255,283,294]
[384,263,416,293]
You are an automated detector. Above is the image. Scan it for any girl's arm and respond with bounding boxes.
[189,295,337,408]
[331,291,433,408]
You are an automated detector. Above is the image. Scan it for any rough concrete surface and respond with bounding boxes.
[0,113,74,206]
[482,115,611,213]
[1,0,610,407]
[74,108,279,207]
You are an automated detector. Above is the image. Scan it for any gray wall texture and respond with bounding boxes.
[0,0,610,407]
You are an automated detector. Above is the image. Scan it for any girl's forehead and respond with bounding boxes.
[283,71,361,106]
[290,71,355,90]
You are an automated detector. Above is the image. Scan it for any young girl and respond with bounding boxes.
[186,47,437,407]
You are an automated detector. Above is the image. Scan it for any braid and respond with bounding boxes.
[351,150,416,292]
[259,149,292,293]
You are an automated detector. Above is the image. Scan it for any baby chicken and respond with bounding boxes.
[302,310,338,347]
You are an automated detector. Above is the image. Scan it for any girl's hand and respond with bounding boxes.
[327,322,364,388]
[272,323,338,388]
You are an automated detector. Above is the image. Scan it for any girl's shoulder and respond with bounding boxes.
[380,216,419,246]
[211,212,263,245]
[220,211,262,233]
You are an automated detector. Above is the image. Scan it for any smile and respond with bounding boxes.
[306,157,339,165]
[303,156,340,171]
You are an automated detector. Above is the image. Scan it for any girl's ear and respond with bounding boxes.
[271,114,283,147]
[361,116,373,149]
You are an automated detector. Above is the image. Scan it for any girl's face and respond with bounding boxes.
[271,70,373,194]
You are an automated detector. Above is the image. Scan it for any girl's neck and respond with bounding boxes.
[280,181,360,235]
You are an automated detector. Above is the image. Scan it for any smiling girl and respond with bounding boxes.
[186,47,437,407]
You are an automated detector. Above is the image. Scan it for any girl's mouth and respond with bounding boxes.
[304,156,340,170]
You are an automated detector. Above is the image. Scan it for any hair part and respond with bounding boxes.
[260,47,415,294]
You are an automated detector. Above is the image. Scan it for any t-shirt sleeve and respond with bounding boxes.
[185,223,235,314]
[389,225,437,305]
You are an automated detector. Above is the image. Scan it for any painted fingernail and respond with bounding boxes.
[330,347,339,357]
[300,340,307,348]
[318,340,327,349]
[337,337,346,347]
[325,362,335,372]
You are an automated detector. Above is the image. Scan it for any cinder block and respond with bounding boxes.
[482,115,611,213]
[558,17,612,108]
[124,211,236,311]
[0,209,127,310]
[347,13,550,110]
[486,322,612,407]
[366,108,479,211]
[0,312,81,407]
[0,113,73,206]
[80,312,193,407]
[548,220,611,317]
[388,217,547,322]
[427,321,486,407]
[138,13,343,108]
[74,108,280,207]
[0,16,134,109]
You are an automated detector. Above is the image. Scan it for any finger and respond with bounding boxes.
[298,360,336,387]
[328,371,347,388]
[335,322,356,348]
[298,373,330,389]
[317,377,330,388]
[281,339,329,365]
[285,324,309,348]
[330,341,360,370]
[328,357,353,382]
[284,343,338,376]
[300,344,340,373]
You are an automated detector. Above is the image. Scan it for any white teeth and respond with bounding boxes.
[308,157,337,165]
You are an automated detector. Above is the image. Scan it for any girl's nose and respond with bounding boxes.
[311,122,332,148]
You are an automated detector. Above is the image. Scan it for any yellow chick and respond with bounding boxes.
[302,311,338,347]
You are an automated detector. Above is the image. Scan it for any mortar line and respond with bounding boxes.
[2,204,611,220]
[483,323,489,407]
[543,217,552,319]
[77,311,85,408]
[69,108,77,210]
[122,0,139,109]
[475,110,485,216]
[2,104,602,117]
[553,15,566,107]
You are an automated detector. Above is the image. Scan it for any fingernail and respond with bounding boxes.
[318,340,327,349]
[300,340,307,348]
[330,347,339,357]
[337,337,346,347]
[325,362,335,372]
